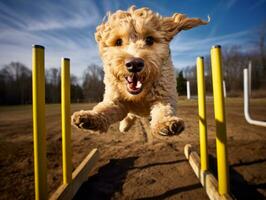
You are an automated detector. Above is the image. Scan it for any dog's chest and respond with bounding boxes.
[124,100,152,116]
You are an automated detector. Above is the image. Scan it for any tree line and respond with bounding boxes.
[1,27,265,105]
[0,63,104,105]
[1,42,265,105]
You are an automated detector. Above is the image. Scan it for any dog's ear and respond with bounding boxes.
[95,24,105,43]
[161,13,209,41]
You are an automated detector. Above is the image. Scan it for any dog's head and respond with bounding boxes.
[95,6,208,100]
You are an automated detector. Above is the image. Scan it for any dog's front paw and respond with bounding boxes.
[155,117,185,136]
[71,110,108,132]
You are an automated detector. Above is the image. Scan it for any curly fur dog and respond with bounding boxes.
[72,6,208,136]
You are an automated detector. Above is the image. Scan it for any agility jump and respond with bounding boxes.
[32,45,99,200]
[32,44,233,200]
[184,45,233,200]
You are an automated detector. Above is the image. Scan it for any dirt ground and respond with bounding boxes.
[0,98,266,200]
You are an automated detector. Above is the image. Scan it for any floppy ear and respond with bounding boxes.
[95,23,105,43]
[161,13,209,41]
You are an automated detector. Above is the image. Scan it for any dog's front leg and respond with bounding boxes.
[150,102,185,136]
[71,101,127,132]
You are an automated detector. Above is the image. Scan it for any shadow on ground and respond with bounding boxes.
[73,156,138,200]
[208,155,266,200]
[135,183,202,200]
[73,156,190,200]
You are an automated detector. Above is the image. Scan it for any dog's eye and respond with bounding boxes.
[115,39,123,46]
[145,36,154,46]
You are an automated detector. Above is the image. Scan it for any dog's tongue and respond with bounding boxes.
[129,75,137,89]
[128,74,142,90]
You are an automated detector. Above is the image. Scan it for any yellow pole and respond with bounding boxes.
[210,45,229,195]
[32,45,47,200]
[196,56,208,172]
[61,58,72,184]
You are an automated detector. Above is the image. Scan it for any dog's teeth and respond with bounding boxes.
[127,76,133,83]
[136,81,142,89]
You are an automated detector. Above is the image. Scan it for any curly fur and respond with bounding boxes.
[72,6,208,136]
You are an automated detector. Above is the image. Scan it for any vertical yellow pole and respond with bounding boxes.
[32,45,47,200]
[210,45,229,195]
[196,56,208,172]
[61,58,72,184]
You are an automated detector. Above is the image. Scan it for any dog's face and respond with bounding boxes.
[95,6,208,101]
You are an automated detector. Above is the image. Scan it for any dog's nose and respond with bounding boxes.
[125,58,144,73]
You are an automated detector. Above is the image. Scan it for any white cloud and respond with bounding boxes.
[0,1,103,77]
[0,1,261,78]
[0,27,101,76]
[171,30,252,53]
[0,1,101,31]
[170,30,255,69]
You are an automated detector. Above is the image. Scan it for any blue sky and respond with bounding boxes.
[0,0,266,77]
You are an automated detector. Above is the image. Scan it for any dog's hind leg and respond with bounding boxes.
[119,113,137,133]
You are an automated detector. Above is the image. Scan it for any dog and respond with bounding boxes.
[72,6,208,136]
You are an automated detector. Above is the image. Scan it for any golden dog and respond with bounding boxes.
[72,6,208,136]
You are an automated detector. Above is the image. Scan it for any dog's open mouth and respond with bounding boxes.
[125,74,144,95]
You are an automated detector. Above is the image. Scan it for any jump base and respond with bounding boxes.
[50,149,99,200]
[184,144,233,200]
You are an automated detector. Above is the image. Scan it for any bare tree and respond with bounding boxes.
[70,74,83,103]
[0,62,31,104]
[257,24,266,87]
[258,24,266,73]
[222,45,248,92]
[82,64,104,102]
[45,68,61,103]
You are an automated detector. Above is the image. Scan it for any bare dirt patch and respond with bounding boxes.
[0,98,265,200]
